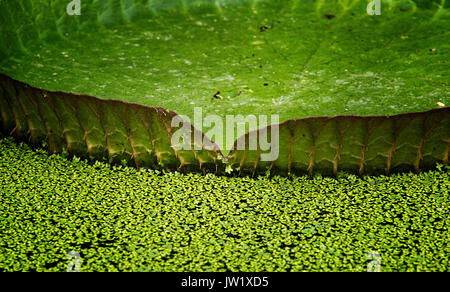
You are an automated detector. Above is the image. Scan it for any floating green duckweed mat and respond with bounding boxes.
[0,138,448,272]
[0,0,449,272]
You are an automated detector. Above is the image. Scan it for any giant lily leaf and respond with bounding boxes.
[0,0,449,175]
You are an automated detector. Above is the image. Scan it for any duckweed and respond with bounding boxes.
[0,137,448,272]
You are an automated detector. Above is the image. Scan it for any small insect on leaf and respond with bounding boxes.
[213,91,222,99]
[260,25,272,32]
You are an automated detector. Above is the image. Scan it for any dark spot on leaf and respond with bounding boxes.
[260,25,273,32]
[213,91,221,99]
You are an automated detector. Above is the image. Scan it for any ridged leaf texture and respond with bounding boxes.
[0,74,224,173]
[1,73,448,176]
[228,108,449,176]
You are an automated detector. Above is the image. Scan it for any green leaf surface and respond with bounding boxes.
[228,107,449,175]
[0,74,224,173]
[0,0,449,175]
